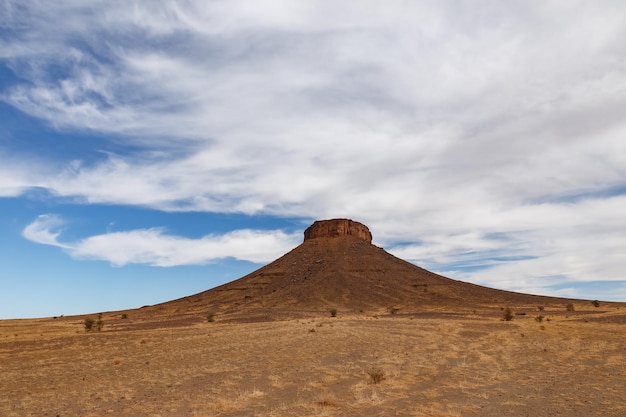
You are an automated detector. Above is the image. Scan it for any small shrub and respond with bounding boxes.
[121,313,128,319]
[206,313,215,322]
[535,315,544,323]
[330,309,337,318]
[537,306,544,311]
[316,393,339,408]
[389,308,399,315]
[83,317,95,331]
[591,300,600,308]
[566,303,575,312]
[88,313,104,332]
[367,368,385,384]
[503,307,514,321]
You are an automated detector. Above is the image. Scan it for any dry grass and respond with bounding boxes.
[1,305,625,416]
[366,368,385,384]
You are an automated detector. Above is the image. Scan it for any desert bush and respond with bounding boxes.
[566,303,575,312]
[316,393,339,408]
[591,300,600,307]
[367,368,385,384]
[330,309,337,317]
[537,306,544,311]
[84,315,104,331]
[121,313,128,319]
[503,307,514,321]
[83,317,95,331]
[389,308,399,315]
[206,313,215,322]
[95,313,104,331]
[535,315,544,323]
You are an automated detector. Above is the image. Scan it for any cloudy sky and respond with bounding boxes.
[1,1,625,318]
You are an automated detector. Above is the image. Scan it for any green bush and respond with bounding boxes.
[535,315,544,323]
[566,303,575,312]
[206,313,215,322]
[591,300,600,308]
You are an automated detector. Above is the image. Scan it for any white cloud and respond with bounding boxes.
[0,152,51,197]
[21,214,70,248]
[22,215,301,267]
[3,1,626,296]
[386,195,626,299]
[3,1,623,210]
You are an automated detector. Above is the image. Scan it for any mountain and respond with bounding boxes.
[136,219,575,323]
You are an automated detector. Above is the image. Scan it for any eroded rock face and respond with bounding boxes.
[304,219,372,243]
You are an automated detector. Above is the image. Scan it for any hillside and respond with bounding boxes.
[134,219,587,324]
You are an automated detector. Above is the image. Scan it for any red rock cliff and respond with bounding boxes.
[303,219,372,243]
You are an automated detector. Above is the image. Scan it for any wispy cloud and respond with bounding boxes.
[22,215,300,267]
[3,1,626,297]
[0,152,51,197]
[386,194,626,299]
[3,2,623,210]
[22,214,70,248]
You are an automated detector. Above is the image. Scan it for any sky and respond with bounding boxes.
[1,1,626,319]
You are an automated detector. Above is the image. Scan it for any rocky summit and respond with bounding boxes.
[304,218,372,243]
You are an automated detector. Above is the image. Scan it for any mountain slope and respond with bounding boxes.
[139,219,575,322]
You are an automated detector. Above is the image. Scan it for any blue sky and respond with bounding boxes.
[1,1,626,319]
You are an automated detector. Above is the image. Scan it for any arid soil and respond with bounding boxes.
[1,305,625,416]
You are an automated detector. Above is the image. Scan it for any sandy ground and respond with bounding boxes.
[1,306,625,417]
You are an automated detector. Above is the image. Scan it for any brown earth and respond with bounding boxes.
[1,219,625,416]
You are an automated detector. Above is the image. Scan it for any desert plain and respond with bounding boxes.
[1,303,625,417]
